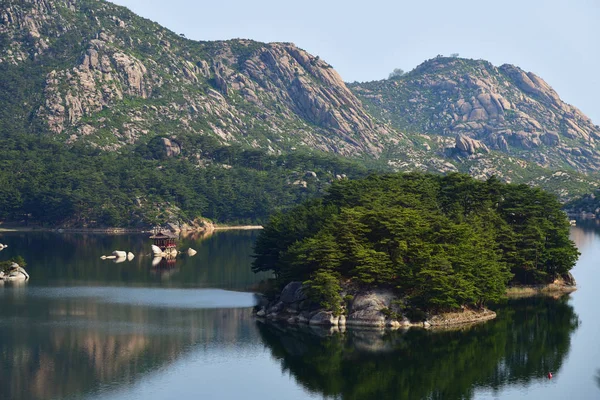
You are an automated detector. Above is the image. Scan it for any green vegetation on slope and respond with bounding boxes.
[1,0,598,228]
[0,132,371,227]
[564,190,600,217]
[253,173,578,312]
[349,56,600,175]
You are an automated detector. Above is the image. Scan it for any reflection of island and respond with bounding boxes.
[257,296,579,400]
[0,297,256,400]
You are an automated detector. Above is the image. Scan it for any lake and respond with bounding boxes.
[0,226,599,400]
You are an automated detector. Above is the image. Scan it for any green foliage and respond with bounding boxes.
[253,173,579,312]
[0,256,27,272]
[388,68,405,79]
[303,270,343,316]
[564,189,600,217]
[0,129,370,227]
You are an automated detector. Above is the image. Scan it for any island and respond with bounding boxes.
[252,173,579,328]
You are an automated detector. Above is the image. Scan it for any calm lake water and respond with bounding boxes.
[0,226,599,400]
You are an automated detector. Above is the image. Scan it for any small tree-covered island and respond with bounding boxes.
[252,173,579,328]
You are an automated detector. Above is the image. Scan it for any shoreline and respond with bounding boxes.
[257,306,497,331]
[256,282,499,331]
[213,225,263,231]
[0,225,263,234]
[506,283,577,298]
[257,277,577,332]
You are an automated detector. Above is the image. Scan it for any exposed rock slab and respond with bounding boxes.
[256,282,496,330]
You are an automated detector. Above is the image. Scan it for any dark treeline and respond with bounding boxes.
[253,173,579,312]
[564,190,600,217]
[0,132,370,227]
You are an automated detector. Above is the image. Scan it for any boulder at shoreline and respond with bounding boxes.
[256,282,496,330]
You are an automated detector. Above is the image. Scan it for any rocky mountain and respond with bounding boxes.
[1,0,599,227]
[350,56,600,172]
[0,0,395,156]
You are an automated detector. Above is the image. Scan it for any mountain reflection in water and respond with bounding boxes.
[0,292,257,400]
[0,229,596,399]
[257,296,579,400]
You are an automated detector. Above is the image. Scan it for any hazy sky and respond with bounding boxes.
[110,0,599,124]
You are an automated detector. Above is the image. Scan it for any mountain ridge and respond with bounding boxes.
[1,0,599,227]
[1,0,397,156]
[349,56,600,172]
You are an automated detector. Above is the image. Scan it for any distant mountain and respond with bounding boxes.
[0,0,599,227]
[349,56,600,172]
[0,0,396,155]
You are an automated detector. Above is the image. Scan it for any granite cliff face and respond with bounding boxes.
[0,0,394,155]
[2,1,600,203]
[350,57,600,172]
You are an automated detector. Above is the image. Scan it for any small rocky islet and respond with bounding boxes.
[252,173,579,331]
[0,262,29,282]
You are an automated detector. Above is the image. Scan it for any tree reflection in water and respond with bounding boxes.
[257,296,579,400]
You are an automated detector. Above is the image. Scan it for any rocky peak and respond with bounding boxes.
[0,0,397,156]
[351,56,600,172]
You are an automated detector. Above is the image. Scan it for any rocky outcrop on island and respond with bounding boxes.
[0,262,29,281]
[256,281,496,329]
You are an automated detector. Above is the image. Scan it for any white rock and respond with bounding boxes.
[346,289,394,327]
[127,252,135,261]
[187,248,197,256]
[151,245,163,255]
[5,265,29,281]
[152,257,162,267]
[387,320,401,329]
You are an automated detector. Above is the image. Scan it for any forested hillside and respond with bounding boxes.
[0,0,599,227]
[0,133,371,227]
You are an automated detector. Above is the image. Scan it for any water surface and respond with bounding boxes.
[0,227,598,399]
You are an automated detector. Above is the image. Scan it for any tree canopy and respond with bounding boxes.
[253,173,579,312]
[0,131,371,227]
[388,68,405,79]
